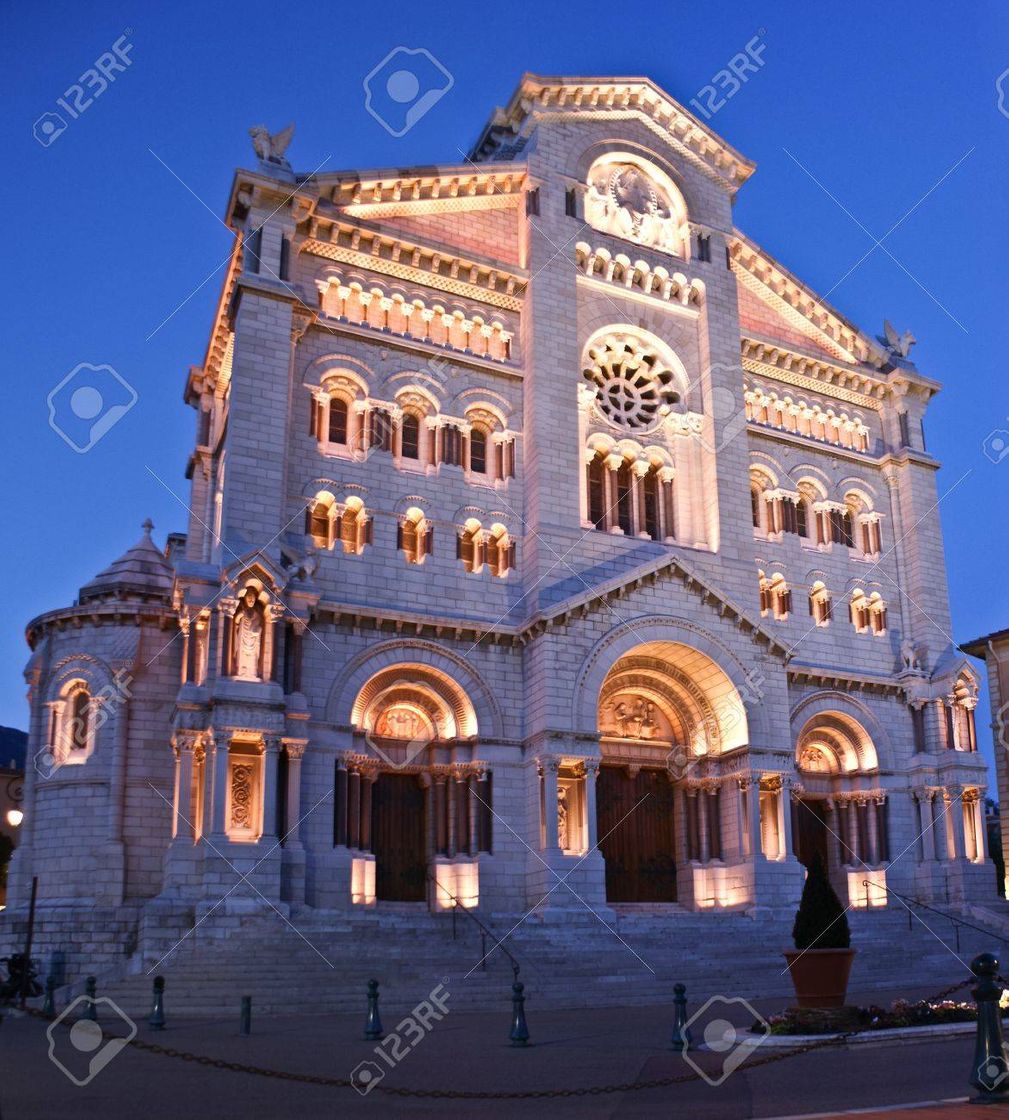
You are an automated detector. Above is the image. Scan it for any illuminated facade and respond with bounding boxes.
[4,75,995,977]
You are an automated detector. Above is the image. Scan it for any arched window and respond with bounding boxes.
[849,590,871,633]
[457,519,484,573]
[586,448,674,539]
[49,680,95,766]
[759,572,792,620]
[868,592,888,635]
[69,687,91,753]
[469,428,488,475]
[485,524,514,577]
[339,496,371,555]
[587,451,607,529]
[328,398,349,445]
[306,492,335,549]
[808,581,833,626]
[398,508,432,565]
[401,413,421,460]
[368,408,394,453]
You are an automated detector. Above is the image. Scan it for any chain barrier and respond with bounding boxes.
[12,974,979,1100]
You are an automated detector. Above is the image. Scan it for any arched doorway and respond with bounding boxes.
[347,664,488,905]
[792,710,884,905]
[595,641,748,904]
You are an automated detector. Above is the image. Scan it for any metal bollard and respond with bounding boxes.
[509,981,530,1047]
[42,975,56,1018]
[971,953,1009,1098]
[148,976,166,1030]
[364,979,384,1041]
[82,976,98,1021]
[240,996,252,1036]
[671,982,693,1051]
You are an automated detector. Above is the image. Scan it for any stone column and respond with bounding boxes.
[360,771,375,853]
[866,795,880,866]
[846,799,861,864]
[540,759,561,851]
[947,788,966,861]
[334,759,349,847]
[283,741,306,846]
[698,786,710,863]
[778,780,794,861]
[209,735,230,839]
[931,790,951,861]
[604,453,623,534]
[747,779,763,861]
[915,789,936,861]
[583,762,600,851]
[348,768,362,850]
[825,799,843,870]
[632,460,649,537]
[262,738,280,839]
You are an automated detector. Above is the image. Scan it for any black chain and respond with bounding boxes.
[14,975,979,1100]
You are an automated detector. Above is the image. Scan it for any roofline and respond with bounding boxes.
[468,72,756,191]
[961,629,1009,658]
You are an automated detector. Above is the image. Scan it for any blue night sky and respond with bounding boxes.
[1,2,1007,778]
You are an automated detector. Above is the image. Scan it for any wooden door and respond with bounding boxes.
[597,766,677,902]
[372,773,427,901]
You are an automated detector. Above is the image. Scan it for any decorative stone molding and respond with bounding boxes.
[302,223,525,312]
[315,274,514,360]
[469,76,756,193]
[574,243,704,308]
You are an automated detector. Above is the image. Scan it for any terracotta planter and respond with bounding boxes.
[783,947,856,1009]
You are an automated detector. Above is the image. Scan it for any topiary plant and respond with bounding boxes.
[792,854,851,950]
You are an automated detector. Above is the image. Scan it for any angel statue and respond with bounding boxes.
[883,319,917,359]
[249,123,295,167]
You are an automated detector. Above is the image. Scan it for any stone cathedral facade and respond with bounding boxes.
[5,75,995,974]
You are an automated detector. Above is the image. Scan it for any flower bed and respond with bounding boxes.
[764,998,983,1036]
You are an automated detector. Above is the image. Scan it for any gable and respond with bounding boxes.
[736,280,843,361]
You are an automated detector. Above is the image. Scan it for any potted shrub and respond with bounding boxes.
[783,855,855,1008]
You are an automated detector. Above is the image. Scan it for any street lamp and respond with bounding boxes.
[5,808,23,828]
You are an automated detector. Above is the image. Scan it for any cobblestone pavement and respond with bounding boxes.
[0,991,989,1120]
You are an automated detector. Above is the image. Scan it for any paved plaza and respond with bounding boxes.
[0,985,996,1120]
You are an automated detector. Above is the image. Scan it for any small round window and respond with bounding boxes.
[583,334,680,431]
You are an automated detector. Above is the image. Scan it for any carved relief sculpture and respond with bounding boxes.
[230,763,254,831]
[584,161,683,253]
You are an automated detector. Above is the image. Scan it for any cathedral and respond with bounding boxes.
[3,75,996,993]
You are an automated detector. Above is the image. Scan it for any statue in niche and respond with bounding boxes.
[232,588,265,681]
[585,162,682,253]
[900,639,921,672]
[557,785,569,851]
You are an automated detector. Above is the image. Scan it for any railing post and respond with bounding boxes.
[509,980,530,1047]
[148,976,166,1030]
[671,983,693,1051]
[240,995,252,1036]
[42,975,56,1018]
[82,976,98,1020]
[970,953,1009,1098]
[364,979,384,1041]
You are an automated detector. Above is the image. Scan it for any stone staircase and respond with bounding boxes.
[52,900,1008,1020]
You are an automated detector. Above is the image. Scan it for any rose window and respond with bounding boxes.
[582,334,680,431]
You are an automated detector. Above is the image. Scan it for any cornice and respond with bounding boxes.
[469,74,756,195]
[787,661,908,697]
[26,602,178,649]
[302,220,526,313]
[742,342,886,407]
